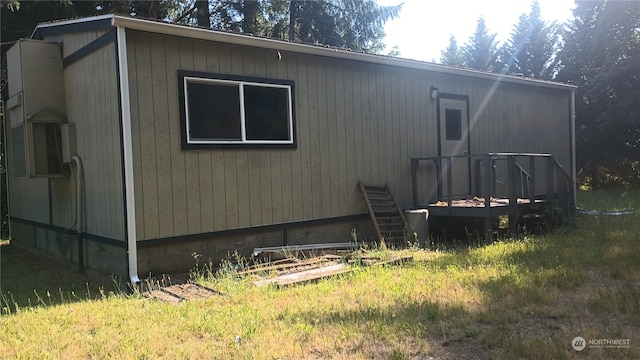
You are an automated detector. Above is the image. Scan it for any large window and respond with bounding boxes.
[179,71,295,149]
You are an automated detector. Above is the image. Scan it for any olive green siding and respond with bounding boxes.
[46,30,109,58]
[61,41,125,241]
[7,32,125,242]
[5,17,573,277]
[42,35,125,241]
[125,30,572,241]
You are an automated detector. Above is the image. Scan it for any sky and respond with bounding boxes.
[378,0,576,62]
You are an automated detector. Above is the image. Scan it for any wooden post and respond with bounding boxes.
[435,158,442,201]
[411,158,418,208]
[546,156,555,203]
[447,157,453,209]
[558,172,568,223]
[508,155,518,234]
[529,156,536,205]
[475,157,481,197]
[546,156,556,226]
[483,154,492,242]
[491,158,497,196]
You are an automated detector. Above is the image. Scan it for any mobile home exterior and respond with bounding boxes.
[4,15,576,281]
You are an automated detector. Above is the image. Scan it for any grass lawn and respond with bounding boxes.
[1,189,639,359]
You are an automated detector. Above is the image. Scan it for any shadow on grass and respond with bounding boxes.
[0,242,123,314]
[280,208,640,359]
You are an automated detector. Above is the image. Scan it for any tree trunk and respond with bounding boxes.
[133,1,162,19]
[196,0,210,28]
[242,0,260,34]
[288,1,298,41]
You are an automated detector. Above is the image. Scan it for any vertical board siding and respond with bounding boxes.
[127,30,572,241]
[295,55,313,221]
[151,35,174,237]
[46,30,109,58]
[180,40,203,234]
[59,42,124,240]
[165,36,188,235]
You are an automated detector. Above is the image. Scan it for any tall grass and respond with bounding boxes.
[0,189,638,359]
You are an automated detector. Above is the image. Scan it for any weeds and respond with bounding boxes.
[1,189,639,359]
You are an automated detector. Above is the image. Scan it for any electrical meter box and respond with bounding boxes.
[7,39,67,177]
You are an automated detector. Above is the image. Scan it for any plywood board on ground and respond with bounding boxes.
[253,263,350,287]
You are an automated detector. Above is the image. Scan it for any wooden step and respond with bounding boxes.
[358,181,411,243]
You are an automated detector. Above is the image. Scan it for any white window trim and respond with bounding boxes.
[183,76,294,145]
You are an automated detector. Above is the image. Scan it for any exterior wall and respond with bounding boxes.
[6,40,63,226]
[6,18,573,276]
[60,41,125,242]
[9,221,127,276]
[428,73,572,199]
[126,30,438,242]
[137,216,375,274]
[44,30,109,57]
[7,31,126,275]
[126,29,573,245]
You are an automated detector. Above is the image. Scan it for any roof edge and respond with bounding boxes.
[34,14,576,91]
[31,14,115,39]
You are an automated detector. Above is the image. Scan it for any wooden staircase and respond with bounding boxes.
[358,181,411,243]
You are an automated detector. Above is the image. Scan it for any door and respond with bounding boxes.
[438,97,470,198]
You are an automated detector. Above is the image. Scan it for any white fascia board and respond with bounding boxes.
[30,14,115,38]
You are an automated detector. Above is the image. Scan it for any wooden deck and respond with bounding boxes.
[427,197,549,217]
[410,153,574,240]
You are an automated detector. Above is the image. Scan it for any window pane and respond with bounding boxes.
[12,125,26,177]
[187,82,241,141]
[445,109,462,140]
[32,123,63,175]
[243,85,290,141]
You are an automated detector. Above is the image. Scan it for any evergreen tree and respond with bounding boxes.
[1,1,99,42]
[195,0,210,27]
[462,17,499,72]
[557,0,640,187]
[440,34,464,66]
[207,0,400,53]
[500,1,560,79]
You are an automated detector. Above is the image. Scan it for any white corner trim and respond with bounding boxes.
[570,89,577,203]
[116,26,140,284]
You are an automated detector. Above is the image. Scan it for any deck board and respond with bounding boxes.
[426,197,549,217]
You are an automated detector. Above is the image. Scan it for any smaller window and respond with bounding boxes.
[179,71,295,149]
[11,125,26,177]
[445,108,462,141]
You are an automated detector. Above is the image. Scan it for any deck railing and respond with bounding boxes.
[410,153,575,213]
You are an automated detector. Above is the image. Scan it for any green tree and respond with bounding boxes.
[1,1,99,42]
[440,34,464,66]
[207,0,401,53]
[500,1,560,79]
[557,0,640,187]
[331,0,400,52]
[462,17,499,72]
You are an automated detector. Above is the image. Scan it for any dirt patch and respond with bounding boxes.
[141,281,220,304]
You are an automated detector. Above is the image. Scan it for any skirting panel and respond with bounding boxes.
[8,219,128,276]
[137,217,377,275]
